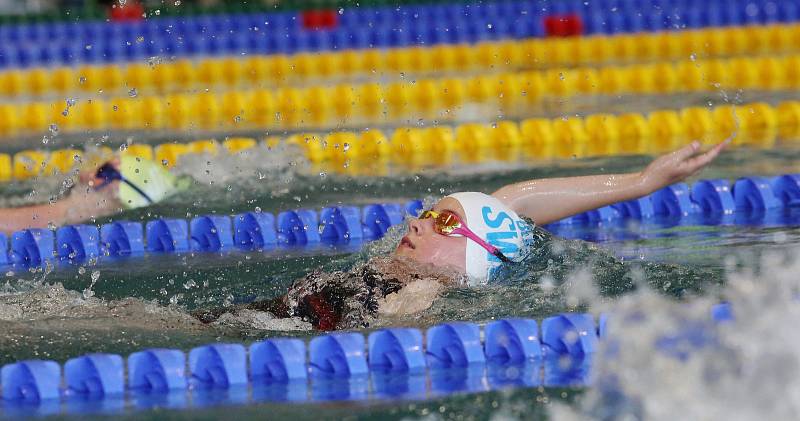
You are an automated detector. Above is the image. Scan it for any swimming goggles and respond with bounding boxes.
[419,210,512,263]
[95,162,154,204]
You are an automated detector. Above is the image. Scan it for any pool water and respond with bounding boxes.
[1,143,800,419]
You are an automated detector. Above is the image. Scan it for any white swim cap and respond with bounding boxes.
[119,155,186,209]
[446,192,531,285]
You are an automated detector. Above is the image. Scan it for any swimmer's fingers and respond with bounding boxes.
[672,141,703,162]
[683,141,727,173]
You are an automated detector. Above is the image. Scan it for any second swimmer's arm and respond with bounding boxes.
[492,141,726,225]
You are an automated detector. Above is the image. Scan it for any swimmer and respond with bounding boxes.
[195,141,727,331]
[0,155,186,235]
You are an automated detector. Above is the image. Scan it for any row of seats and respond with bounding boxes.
[3,100,799,182]
[4,172,800,269]
[0,200,423,268]
[2,23,799,100]
[0,314,601,411]
[2,55,799,137]
[2,0,799,67]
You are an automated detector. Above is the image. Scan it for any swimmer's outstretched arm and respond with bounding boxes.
[492,141,727,225]
[0,163,123,235]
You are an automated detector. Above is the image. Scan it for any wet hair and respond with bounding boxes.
[193,261,405,330]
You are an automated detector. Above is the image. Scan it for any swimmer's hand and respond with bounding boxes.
[63,159,123,224]
[639,141,727,194]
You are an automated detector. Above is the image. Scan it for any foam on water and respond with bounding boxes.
[550,249,800,420]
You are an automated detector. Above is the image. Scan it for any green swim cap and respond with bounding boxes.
[119,155,188,209]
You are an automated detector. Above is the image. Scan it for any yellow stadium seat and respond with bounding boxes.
[331,84,356,123]
[50,67,77,94]
[263,136,282,150]
[356,83,384,119]
[0,154,11,182]
[776,101,800,141]
[551,118,588,158]
[194,92,222,130]
[358,129,390,160]
[80,98,109,130]
[139,96,165,129]
[681,106,715,145]
[316,52,342,78]
[267,55,291,84]
[360,49,384,74]
[476,42,502,70]
[648,110,684,152]
[21,102,48,133]
[573,67,599,95]
[243,56,270,87]
[466,75,497,103]
[98,65,124,94]
[727,57,758,90]
[188,139,220,155]
[544,69,576,97]
[451,44,476,71]
[276,88,303,127]
[598,67,624,95]
[223,137,257,154]
[406,46,432,73]
[171,59,196,90]
[675,61,705,92]
[152,61,177,93]
[164,94,192,129]
[221,91,248,127]
[785,55,800,89]
[740,102,777,147]
[304,86,331,125]
[698,59,728,89]
[124,63,154,93]
[26,68,50,96]
[337,50,362,75]
[430,44,457,72]
[45,149,82,175]
[220,57,244,87]
[385,48,413,75]
[385,82,411,117]
[0,70,23,96]
[520,118,555,159]
[390,128,427,162]
[495,73,524,110]
[455,124,491,162]
[518,72,545,104]
[109,97,140,130]
[712,105,741,144]
[197,59,224,88]
[0,104,20,137]
[488,121,522,161]
[439,78,467,112]
[654,31,682,61]
[617,113,650,154]
[422,126,456,164]
[650,62,678,94]
[249,89,276,127]
[154,143,188,168]
[13,150,48,179]
[584,114,620,156]
[122,144,154,161]
[410,79,439,115]
[292,53,318,79]
[754,57,786,90]
[625,64,656,94]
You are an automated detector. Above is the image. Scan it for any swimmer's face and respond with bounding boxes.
[394,197,467,273]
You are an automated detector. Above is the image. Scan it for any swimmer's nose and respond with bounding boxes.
[408,218,423,235]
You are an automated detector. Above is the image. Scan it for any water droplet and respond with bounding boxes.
[319,172,326,178]
[689,53,697,61]
[78,266,86,275]
[161,159,169,166]
[112,105,119,111]
[66,98,77,107]
[154,9,160,15]
[79,76,87,85]
[136,36,144,43]
[343,143,351,151]
[128,88,137,97]
[183,279,196,289]
[338,8,344,14]
[48,123,59,135]
[85,44,92,50]
[487,23,493,29]
[82,288,95,299]
[174,0,181,5]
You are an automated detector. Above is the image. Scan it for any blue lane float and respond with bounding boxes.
[56,224,100,261]
[190,215,234,252]
[100,221,145,257]
[3,174,800,270]
[0,303,746,415]
[233,212,278,250]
